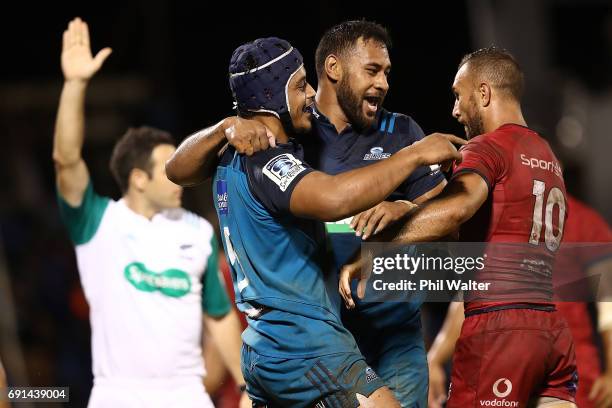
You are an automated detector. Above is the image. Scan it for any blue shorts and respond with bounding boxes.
[241,345,386,408]
[342,305,428,408]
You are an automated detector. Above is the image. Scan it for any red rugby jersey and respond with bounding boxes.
[555,196,612,405]
[453,124,568,312]
[556,195,612,345]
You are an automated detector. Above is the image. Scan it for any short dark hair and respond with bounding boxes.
[109,126,175,193]
[459,46,524,101]
[315,20,392,79]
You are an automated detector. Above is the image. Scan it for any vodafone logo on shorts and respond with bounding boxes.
[479,378,518,407]
[492,378,512,398]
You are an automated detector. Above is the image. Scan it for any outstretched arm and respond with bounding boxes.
[339,173,488,306]
[377,172,488,243]
[53,17,111,206]
[290,133,465,222]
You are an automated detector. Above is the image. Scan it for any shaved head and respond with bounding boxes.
[459,46,524,102]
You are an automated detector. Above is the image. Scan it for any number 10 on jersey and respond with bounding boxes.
[529,180,566,252]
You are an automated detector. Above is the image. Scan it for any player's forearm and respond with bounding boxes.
[52,80,88,166]
[317,147,423,221]
[166,119,231,186]
[428,302,464,366]
[204,311,245,387]
[375,195,466,244]
[375,175,486,244]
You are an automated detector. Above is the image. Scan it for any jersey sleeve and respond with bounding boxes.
[452,135,507,191]
[56,182,110,245]
[201,233,232,317]
[396,117,446,201]
[243,146,315,214]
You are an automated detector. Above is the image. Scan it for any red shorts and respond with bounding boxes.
[447,305,577,407]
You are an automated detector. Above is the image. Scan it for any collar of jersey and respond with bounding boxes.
[118,198,165,223]
[273,138,300,149]
[498,123,534,133]
[312,103,382,137]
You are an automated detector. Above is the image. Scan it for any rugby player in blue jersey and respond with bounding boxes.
[311,23,448,407]
[167,23,458,406]
[199,37,461,407]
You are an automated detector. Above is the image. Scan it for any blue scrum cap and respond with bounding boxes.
[229,37,304,119]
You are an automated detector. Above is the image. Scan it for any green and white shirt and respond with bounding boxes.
[58,183,231,380]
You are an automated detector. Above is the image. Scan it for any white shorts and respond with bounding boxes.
[88,377,214,408]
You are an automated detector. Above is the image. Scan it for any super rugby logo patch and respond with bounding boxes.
[262,153,307,192]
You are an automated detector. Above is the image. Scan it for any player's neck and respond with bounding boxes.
[123,191,160,220]
[254,115,289,144]
[315,82,351,134]
[484,102,527,133]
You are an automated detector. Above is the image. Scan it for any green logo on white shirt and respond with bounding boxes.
[124,262,191,297]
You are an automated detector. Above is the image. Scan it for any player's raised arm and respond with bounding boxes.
[166,117,275,186]
[289,133,464,221]
[53,17,112,206]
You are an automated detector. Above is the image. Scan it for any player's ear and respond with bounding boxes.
[130,168,149,192]
[479,82,491,107]
[325,54,342,82]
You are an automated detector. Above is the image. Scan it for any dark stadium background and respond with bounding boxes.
[0,1,610,406]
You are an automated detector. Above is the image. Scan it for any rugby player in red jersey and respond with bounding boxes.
[426,195,612,408]
[340,46,578,407]
[555,195,612,407]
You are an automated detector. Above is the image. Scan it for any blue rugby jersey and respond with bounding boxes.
[213,141,358,358]
[303,107,446,325]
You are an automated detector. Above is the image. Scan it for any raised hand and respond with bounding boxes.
[61,17,112,82]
